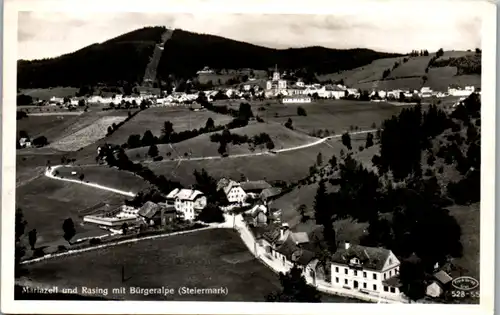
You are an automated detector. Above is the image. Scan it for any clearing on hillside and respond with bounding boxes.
[102,107,234,146]
[16,176,127,245]
[49,116,127,151]
[126,122,318,161]
[54,166,151,194]
[318,51,480,92]
[18,87,79,101]
[21,228,362,302]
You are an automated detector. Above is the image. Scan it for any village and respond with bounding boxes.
[39,152,461,304]
[14,15,483,306]
[26,66,477,111]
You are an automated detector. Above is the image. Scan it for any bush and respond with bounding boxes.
[57,245,67,252]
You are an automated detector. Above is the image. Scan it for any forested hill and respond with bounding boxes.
[17,26,401,89]
[17,26,167,88]
[156,29,401,80]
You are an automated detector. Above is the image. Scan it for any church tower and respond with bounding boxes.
[272,64,280,81]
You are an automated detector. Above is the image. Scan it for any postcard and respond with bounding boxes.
[2,0,496,314]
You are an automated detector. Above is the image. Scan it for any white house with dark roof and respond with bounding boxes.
[166,188,207,221]
[260,223,315,271]
[216,178,247,204]
[330,242,402,299]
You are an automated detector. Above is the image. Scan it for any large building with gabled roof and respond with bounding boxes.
[330,242,402,299]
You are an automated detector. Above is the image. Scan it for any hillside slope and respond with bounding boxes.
[155,29,401,80]
[17,27,167,88]
[318,50,481,92]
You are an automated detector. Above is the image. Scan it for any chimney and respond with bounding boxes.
[345,242,350,250]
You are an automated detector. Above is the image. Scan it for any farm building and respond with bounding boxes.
[216,178,247,204]
[166,188,207,221]
[282,95,312,104]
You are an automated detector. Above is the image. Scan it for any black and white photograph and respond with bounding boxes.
[2,0,496,314]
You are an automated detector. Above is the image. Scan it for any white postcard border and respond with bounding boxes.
[1,1,496,314]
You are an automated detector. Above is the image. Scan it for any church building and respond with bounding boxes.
[265,65,288,97]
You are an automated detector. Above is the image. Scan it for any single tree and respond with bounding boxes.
[399,255,427,303]
[62,218,76,245]
[32,136,48,147]
[329,155,337,168]
[161,121,174,141]
[365,133,374,148]
[297,107,307,116]
[266,265,321,302]
[148,144,159,158]
[341,132,352,150]
[316,152,323,166]
[266,140,275,151]
[205,117,215,130]
[196,204,225,223]
[79,173,85,181]
[28,229,37,250]
[141,130,156,147]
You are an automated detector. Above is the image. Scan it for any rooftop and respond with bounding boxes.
[433,270,453,285]
[240,180,272,192]
[166,188,204,201]
[331,244,392,271]
[137,201,161,219]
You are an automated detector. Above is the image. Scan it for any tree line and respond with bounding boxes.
[156,29,401,82]
[18,27,166,88]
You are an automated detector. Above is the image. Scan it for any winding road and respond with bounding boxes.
[140,128,377,164]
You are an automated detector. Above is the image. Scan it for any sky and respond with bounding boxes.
[17,2,483,61]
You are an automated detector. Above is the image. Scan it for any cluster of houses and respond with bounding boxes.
[81,171,460,302]
[38,66,478,109]
[82,178,281,231]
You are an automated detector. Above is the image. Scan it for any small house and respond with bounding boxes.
[426,270,453,298]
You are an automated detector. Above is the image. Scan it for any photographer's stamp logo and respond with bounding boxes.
[452,276,479,291]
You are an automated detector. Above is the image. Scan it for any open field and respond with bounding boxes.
[17,115,83,142]
[54,166,151,194]
[146,133,369,186]
[126,122,318,161]
[148,142,337,185]
[254,100,403,134]
[317,51,480,92]
[20,228,362,302]
[19,87,79,101]
[102,107,234,146]
[215,99,404,134]
[49,116,127,151]
[16,176,128,245]
[447,203,480,282]
[17,108,132,146]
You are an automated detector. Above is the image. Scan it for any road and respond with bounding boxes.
[143,128,377,163]
[45,165,136,197]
